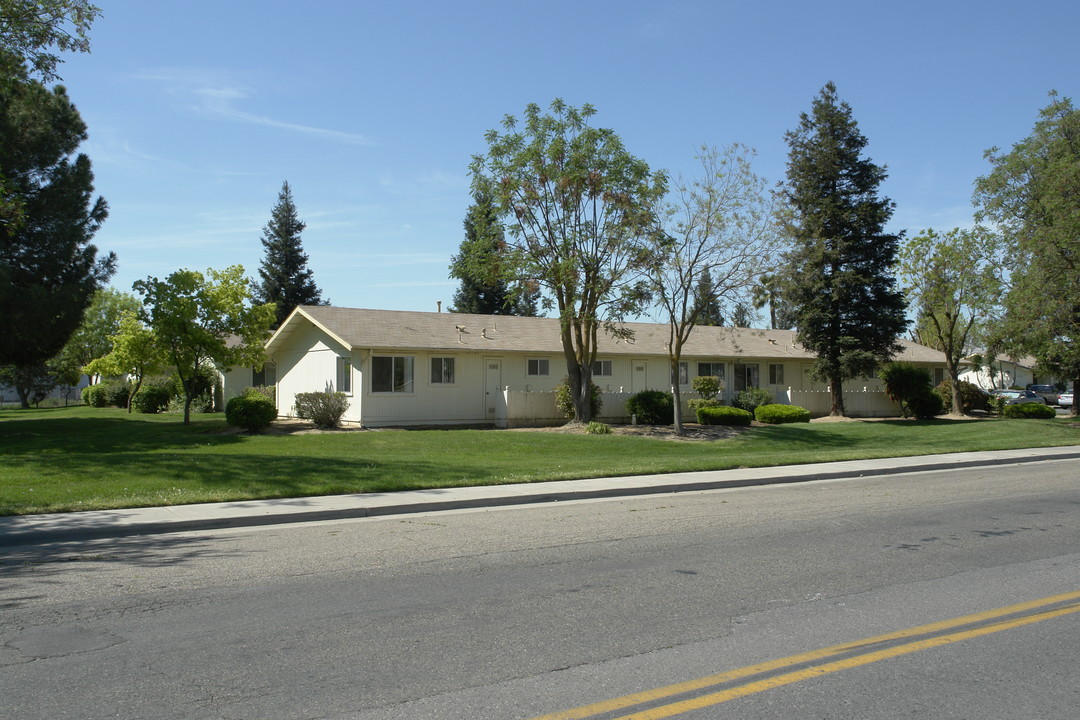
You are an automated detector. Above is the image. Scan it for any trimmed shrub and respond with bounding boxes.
[554,377,603,419]
[732,386,774,413]
[102,379,131,408]
[294,387,350,429]
[1002,402,1055,419]
[81,383,108,407]
[934,379,990,414]
[225,394,277,432]
[584,421,611,435]
[697,405,753,426]
[243,385,276,406]
[132,377,173,414]
[626,389,674,425]
[987,394,1007,415]
[907,390,944,419]
[755,403,810,424]
[688,397,721,412]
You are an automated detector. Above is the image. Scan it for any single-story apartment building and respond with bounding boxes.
[224,306,951,427]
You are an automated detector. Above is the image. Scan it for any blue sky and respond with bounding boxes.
[55,0,1079,317]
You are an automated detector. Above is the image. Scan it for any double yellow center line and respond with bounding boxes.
[528,589,1080,720]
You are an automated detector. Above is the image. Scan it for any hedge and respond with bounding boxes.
[225,394,277,432]
[697,405,753,426]
[1001,402,1055,419]
[754,404,810,424]
[626,389,674,425]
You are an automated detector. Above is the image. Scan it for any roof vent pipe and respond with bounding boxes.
[437,301,442,313]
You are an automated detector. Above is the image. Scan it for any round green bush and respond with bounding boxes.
[225,394,277,431]
[754,403,810,424]
[584,421,611,435]
[132,379,173,414]
[554,377,602,419]
[1002,402,1055,419]
[697,405,753,426]
[81,384,108,407]
[103,380,131,408]
[626,389,674,424]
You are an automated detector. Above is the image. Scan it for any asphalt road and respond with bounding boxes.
[2,459,1079,719]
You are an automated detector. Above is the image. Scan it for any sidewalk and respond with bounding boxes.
[3,446,1078,546]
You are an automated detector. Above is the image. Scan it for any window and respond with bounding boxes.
[733,363,760,392]
[934,367,945,385]
[769,363,784,385]
[592,359,612,377]
[372,356,413,393]
[678,362,689,385]
[337,357,352,393]
[698,362,725,380]
[252,366,266,387]
[527,358,549,377]
[431,357,455,384]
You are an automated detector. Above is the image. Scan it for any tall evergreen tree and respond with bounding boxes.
[0,61,113,370]
[778,82,908,416]
[448,190,539,316]
[691,269,725,326]
[254,181,325,328]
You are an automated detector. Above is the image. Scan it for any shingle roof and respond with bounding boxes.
[266,306,946,363]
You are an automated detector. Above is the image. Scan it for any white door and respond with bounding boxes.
[484,358,502,420]
[632,360,648,391]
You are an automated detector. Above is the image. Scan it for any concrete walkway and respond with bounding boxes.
[3,446,1078,546]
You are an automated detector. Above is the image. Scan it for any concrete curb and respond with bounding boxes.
[3,446,1079,546]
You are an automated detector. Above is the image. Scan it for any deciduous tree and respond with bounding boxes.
[898,227,1002,415]
[0,0,100,81]
[974,91,1080,416]
[135,266,275,424]
[471,99,666,422]
[777,82,908,416]
[646,144,777,433]
[253,181,325,328]
[83,311,165,412]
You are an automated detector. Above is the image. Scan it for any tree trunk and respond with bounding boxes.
[16,385,30,410]
[829,376,846,416]
[671,359,684,435]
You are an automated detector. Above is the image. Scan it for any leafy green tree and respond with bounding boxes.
[55,288,141,381]
[471,99,666,422]
[898,227,1002,415]
[0,0,100,81]
[0,63,113,373]
[777,82,908,416]
[973,91,1080,416]
[134,265,276,424]
[253,181,325,328]
[449,189,540,316]
[646,144,777,433]
[83,311,166,413]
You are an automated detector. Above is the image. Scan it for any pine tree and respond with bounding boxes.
[778,83,908,416]
[448,190,539,316]
[691,270,725,326]
[0,63,113,370]
[254,181,325,328]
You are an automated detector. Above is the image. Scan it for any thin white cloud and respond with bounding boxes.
[134,67,376,147]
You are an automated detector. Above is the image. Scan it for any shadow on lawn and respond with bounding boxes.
[0,415,244,454]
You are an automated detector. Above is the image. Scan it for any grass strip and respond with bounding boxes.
[3,406,1078,515]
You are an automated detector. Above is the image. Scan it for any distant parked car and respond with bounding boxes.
[1059,391,1073,408]
[1027,384,1060,405]
[991,389,1047,406]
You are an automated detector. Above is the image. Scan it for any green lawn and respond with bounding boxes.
[2,406,1078,516]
